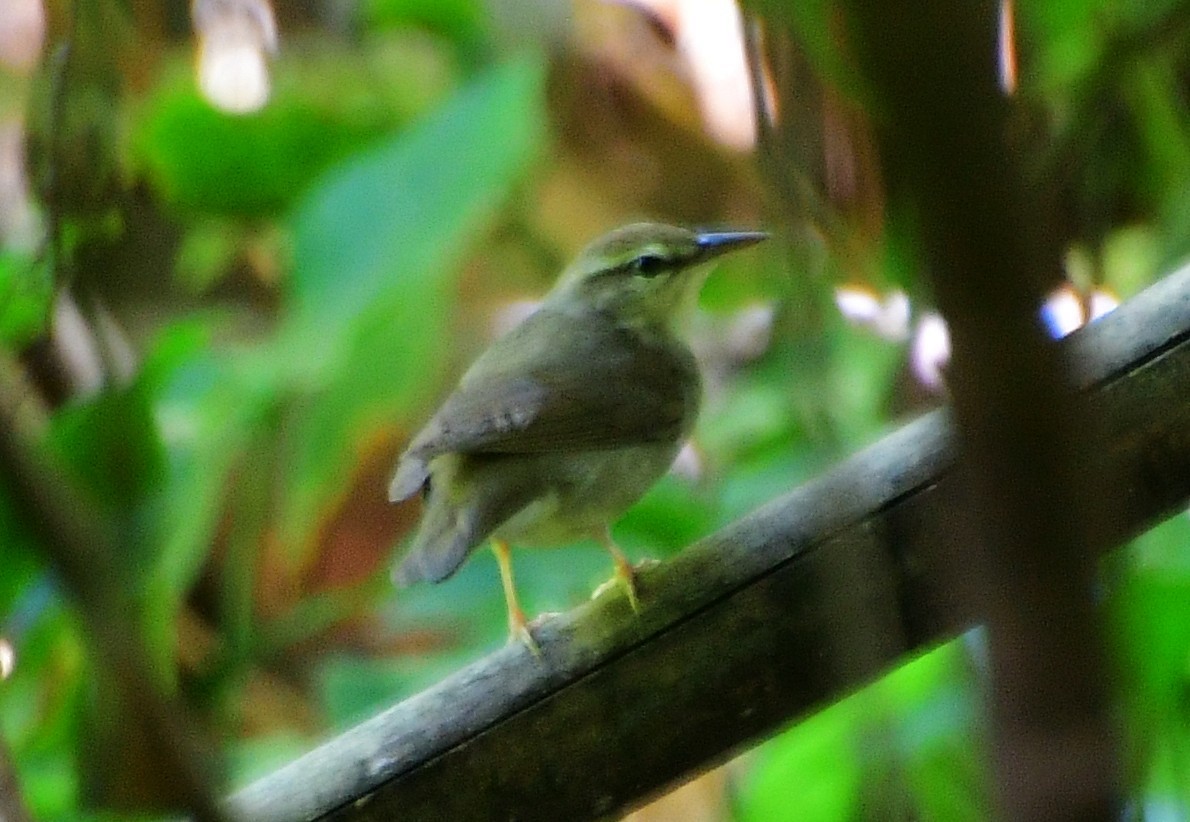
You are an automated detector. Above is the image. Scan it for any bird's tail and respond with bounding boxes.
[388,455,428,503]
[393,477,530,586]
[392,497,479,585]
[392,453,535,586]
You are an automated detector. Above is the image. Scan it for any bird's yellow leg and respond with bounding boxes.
[491,538,540,657]
[594,527,642,614]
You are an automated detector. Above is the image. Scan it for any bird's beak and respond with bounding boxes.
[694,229,769,263]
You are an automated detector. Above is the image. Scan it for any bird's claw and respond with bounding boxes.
[590,577,618,601]
[506,604,543,658]
[510,623,542,658]
[592,558,659,613]
[529,611,562,628]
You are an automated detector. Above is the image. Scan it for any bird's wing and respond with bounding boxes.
[388,310,698,501]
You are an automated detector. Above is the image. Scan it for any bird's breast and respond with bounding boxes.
[489,440,683,546]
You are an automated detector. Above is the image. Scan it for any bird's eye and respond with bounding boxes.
[631,254,668,278]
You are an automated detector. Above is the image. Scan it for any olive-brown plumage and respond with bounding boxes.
[389,222,766,650]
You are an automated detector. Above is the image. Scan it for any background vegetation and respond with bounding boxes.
[0,0,1188,818]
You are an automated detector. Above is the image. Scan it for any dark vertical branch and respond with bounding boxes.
[839,2,1121,818]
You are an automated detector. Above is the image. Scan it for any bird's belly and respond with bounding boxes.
[490,442,680,547]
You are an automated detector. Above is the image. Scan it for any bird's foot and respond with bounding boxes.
[592,557,659,613]
[590,577,616,601]
[506,605,542,658]
[493,538,543,658]
[528,611,562,628]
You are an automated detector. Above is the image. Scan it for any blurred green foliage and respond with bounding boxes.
[738,638,987,821]
[132,39,459,217]
[0,252,51,347]
[0,0,1188,819]
[275,57,544,562]
[362,0,486,50]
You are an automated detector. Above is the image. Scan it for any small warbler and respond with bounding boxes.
[389,222,767,652]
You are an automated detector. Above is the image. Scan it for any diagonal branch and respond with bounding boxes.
[232,264,1190,822]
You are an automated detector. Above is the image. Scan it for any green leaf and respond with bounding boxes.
[0,485,44,613]
[274,56,545,558]
[737,640,987,821]
[1128,61,1190,216]
[34,320,263,670]
[132,52,431,217]
[738,701,861,822]
[285,56,543,330]
[1100,225,1160,299]
[0,252,52,346]
[882,640,988,820]
[1109,516,1190,809]
[141,335,278,667]
[1113,516,1190,713]
[2,606,86,820]
[363,0,486,46]
[43,373,170,599]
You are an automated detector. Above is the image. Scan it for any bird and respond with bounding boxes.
[388,222,768,653]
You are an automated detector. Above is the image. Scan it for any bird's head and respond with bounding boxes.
[546,223,767,330]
